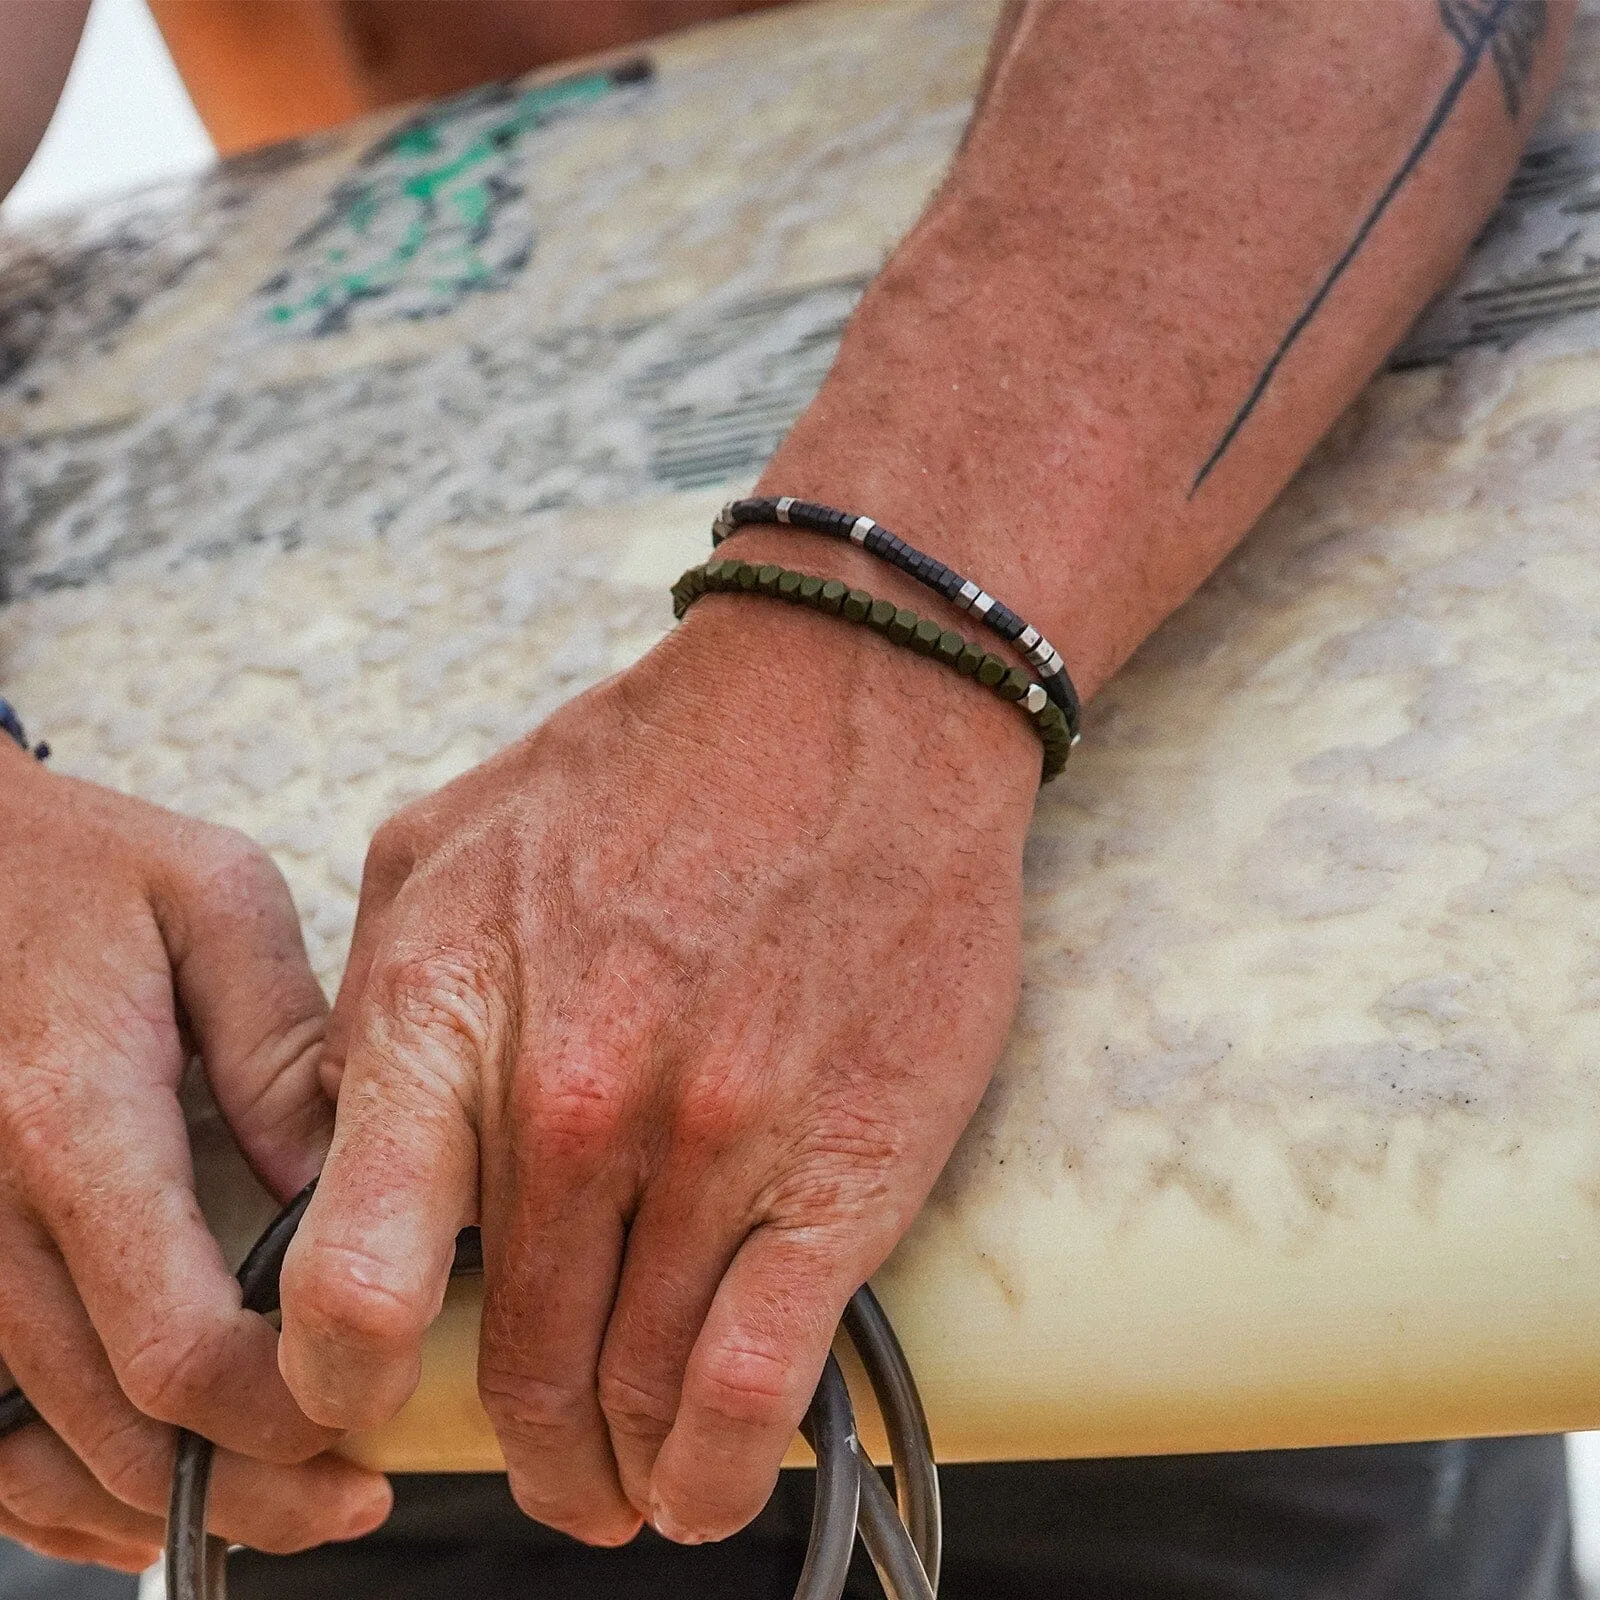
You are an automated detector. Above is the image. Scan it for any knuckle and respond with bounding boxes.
[478,1365,591,1445]
[115,1310,229,1424]
[692,1338,800,1433]
[0,1454,62,1528]
[519,1054,630,1163]
[1,1060,78,1170]
[595,1364,677,1443]
[83,1415,160,1512]
[283,1242,431,1356]
[371,949,499,1061]
[191,825,283,904]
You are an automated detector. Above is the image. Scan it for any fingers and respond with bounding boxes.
[153,826,333,1199]
[9,1052,332,1464]
[278,947,485,1432]
[476,1048,640,1546]
[0,1223,391,1554]
[0,1499,156,1574]
[647,1225,856,1543]
[0,1412,165,1564]
[594,1162,749,1517]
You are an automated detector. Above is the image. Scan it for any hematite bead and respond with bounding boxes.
[819,579,848,614]
[976,654,1007,687]
[756,563,782,595]
[911,618,942,655]
[842,588,872,622]
[868,598,897,630]
[956,643,985,676]
[998,667,1031,702]
[887,607,917,645]
[799,575,825,604]
[935,629,964,664]
[735,562,760,590]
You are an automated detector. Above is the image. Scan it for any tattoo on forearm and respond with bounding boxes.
[1190,0,1548,496]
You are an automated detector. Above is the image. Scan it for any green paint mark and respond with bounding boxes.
[258,62,649,336]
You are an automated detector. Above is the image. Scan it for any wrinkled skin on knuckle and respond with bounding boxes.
[0,1060,81,1182]
[595,1363,677,1444]
[114,1308,233,1430]
[513,1047,633,1169]
[692,1335,805,1434]
[371,947,501,1063]
[80,1414,165,1514]
[477,1361,591,1448]
[0,1449,68,1530]
[186,823,284,905]
[282,1239,432,1362]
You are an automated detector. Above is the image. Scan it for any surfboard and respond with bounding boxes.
[5,0,1600,1470]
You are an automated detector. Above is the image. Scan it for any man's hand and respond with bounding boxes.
[0,745,391,1569]
[279,598,1038,1543]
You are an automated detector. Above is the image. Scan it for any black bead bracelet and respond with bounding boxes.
[0,698,48,762]
[672,558,1074,783]
[713,496,1080,740]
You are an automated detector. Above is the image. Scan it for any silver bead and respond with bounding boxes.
[1019,625,1041,651]
[776,497,796,523]
[850,515,875,545]
[957,580,981,610]
[972,592,995,617]
[1024,683,1048,713]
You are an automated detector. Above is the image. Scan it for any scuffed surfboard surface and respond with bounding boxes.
[6,0,1600,1465]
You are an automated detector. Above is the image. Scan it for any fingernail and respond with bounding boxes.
[648,1503,702,1545]
[345,1479,394,1535]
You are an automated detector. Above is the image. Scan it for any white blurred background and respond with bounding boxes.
[5,0,1600,1593]
[2,0,212,223]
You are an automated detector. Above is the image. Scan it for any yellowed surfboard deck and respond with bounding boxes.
[5,0,1600,1470]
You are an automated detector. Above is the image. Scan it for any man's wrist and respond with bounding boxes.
[639,574,1042,819]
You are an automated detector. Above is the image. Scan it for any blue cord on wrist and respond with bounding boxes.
[0,699,49,761]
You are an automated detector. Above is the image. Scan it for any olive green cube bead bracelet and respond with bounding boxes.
[671,558,1073,783]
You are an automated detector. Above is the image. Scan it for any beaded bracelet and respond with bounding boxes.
[0,698,48,761]
[672,558,1074,782]
[713,495,1080,738]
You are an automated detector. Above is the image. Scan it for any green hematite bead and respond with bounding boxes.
[976,654,1007,686]
[999,667,1031,702]
[911,618,942,655]
[935,630,964,663]
[887,607,917,644]
[799,576,825,603]
[736,562,760,590]
[756,563,783,594]
[819,579,848,613]
[956,643,985,676]
[868,598,897,630]
[777,569,803,599]
[842,588,872,622]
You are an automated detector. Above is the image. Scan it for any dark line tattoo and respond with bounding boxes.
[1190,0,1548,496]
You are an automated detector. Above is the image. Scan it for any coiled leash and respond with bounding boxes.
[0,1183,940,1600]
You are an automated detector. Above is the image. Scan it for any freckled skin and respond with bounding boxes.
[0,0,1576,1566]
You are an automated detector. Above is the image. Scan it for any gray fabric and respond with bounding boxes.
[0,1543,135,1600]
[228,1435,1580,1600]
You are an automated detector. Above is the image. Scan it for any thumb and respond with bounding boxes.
[153,825,334,1200]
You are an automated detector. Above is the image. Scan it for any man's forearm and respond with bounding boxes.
[727,0,1568,700]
